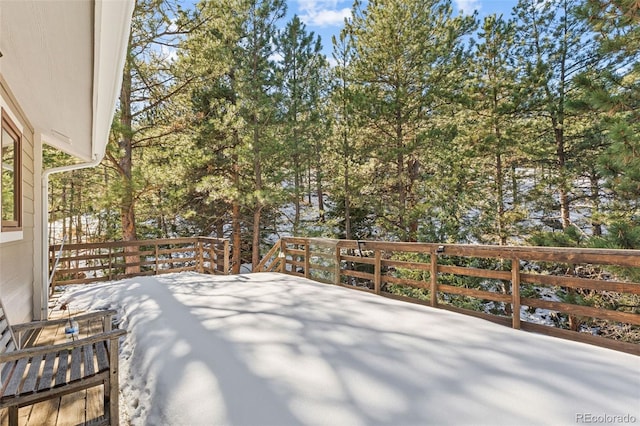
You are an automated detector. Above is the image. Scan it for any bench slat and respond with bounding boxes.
[70,347,82,382]
[0,361,16,396]
[95,341,109,372]
[4,357,28,396]
[38,351,57,391]
[84,344,95,376]
[0,322,13,353]
[55,351,68,387]
[22,354,43,393]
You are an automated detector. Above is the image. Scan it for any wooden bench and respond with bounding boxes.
[0,301,126,426]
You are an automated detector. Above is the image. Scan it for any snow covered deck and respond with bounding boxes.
[53,272,638,425]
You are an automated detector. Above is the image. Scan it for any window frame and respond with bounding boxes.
[1,108,22,231]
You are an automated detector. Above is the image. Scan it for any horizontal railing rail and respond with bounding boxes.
[49,237,230,290]
[256,237,640,355]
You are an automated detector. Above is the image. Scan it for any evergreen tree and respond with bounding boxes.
[181,0,286,271]
[326,28,364,239]
[574,0,640,248]
[346,0,475,241]
[466,14,524,244]
[513,0,600,232]
[277,15,326,235]
[108,0,198,272]
[243,0,286,267]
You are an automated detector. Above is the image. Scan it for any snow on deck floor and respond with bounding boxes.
[57,272,639,426]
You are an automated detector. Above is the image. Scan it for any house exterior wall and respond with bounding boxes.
[0,75,36,324]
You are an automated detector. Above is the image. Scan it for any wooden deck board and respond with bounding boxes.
[24,399,60,426]
[85,386,103,423]
[57,393,85,426]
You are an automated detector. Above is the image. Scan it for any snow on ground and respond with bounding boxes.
[56,272,639,426]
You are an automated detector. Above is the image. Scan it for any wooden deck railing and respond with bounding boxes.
[49,237,230,290]
[256,237,640,355]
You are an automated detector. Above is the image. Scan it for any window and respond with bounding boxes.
[1,109,21,231]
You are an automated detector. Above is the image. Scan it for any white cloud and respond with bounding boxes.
[297,0,339,12]
[301,8,351,27]
[161,45,178,63]
[454,0,481,15]
[297,0,351,27]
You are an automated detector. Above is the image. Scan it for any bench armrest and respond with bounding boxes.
[0,329,126,364]
[11,310,118,334]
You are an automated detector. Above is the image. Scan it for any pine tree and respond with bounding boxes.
[466,14,524,245]
[574,0,640,248]
[277,15,326,235]
[346,0,475,241]
[513,0,600,232]
[327,28,360,239]
[244,0,286,267]
[180,0,286,271]
[108,0,199,272]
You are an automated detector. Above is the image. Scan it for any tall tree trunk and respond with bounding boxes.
[252,124,262,270]
[341,73,352,239]
[315,139,325,223]
[590,171,602,236]
[344,173,351,240]
[554,125,570,229]
[407,157,419,242]
[118,57,140,274]
[511,164,518,207]
[496,152,506,245]
[557,0,570,231]
[395,113,408,240]
[397,149,405,236]
[293,125,301,235]
[307,160,312,205]
[231,123,241,274]
[232,197,241,274]
[492,83,507,246]
[342,127,352,239]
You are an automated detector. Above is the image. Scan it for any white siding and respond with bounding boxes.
[0,76,36,324]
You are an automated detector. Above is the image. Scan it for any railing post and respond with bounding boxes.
[197,239,204,273]
[108,247,113,281]
[304,243,310,279]
[223,240,230,275]
[430,250,438,307]
[334,243,341,285]
[209,242,214,274]
[279,239,286,273]
[154,243,159,275]
[511,257,521,329]
[374,249,381,295]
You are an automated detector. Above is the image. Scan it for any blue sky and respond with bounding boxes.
[287,0,520,58]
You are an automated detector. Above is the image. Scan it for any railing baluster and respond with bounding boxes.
[304,244,310,279]
[223,240,230,274]
[512,257,521,330]
[374,250,381,295]
[334,243,340,285]
[430,250,438,307]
